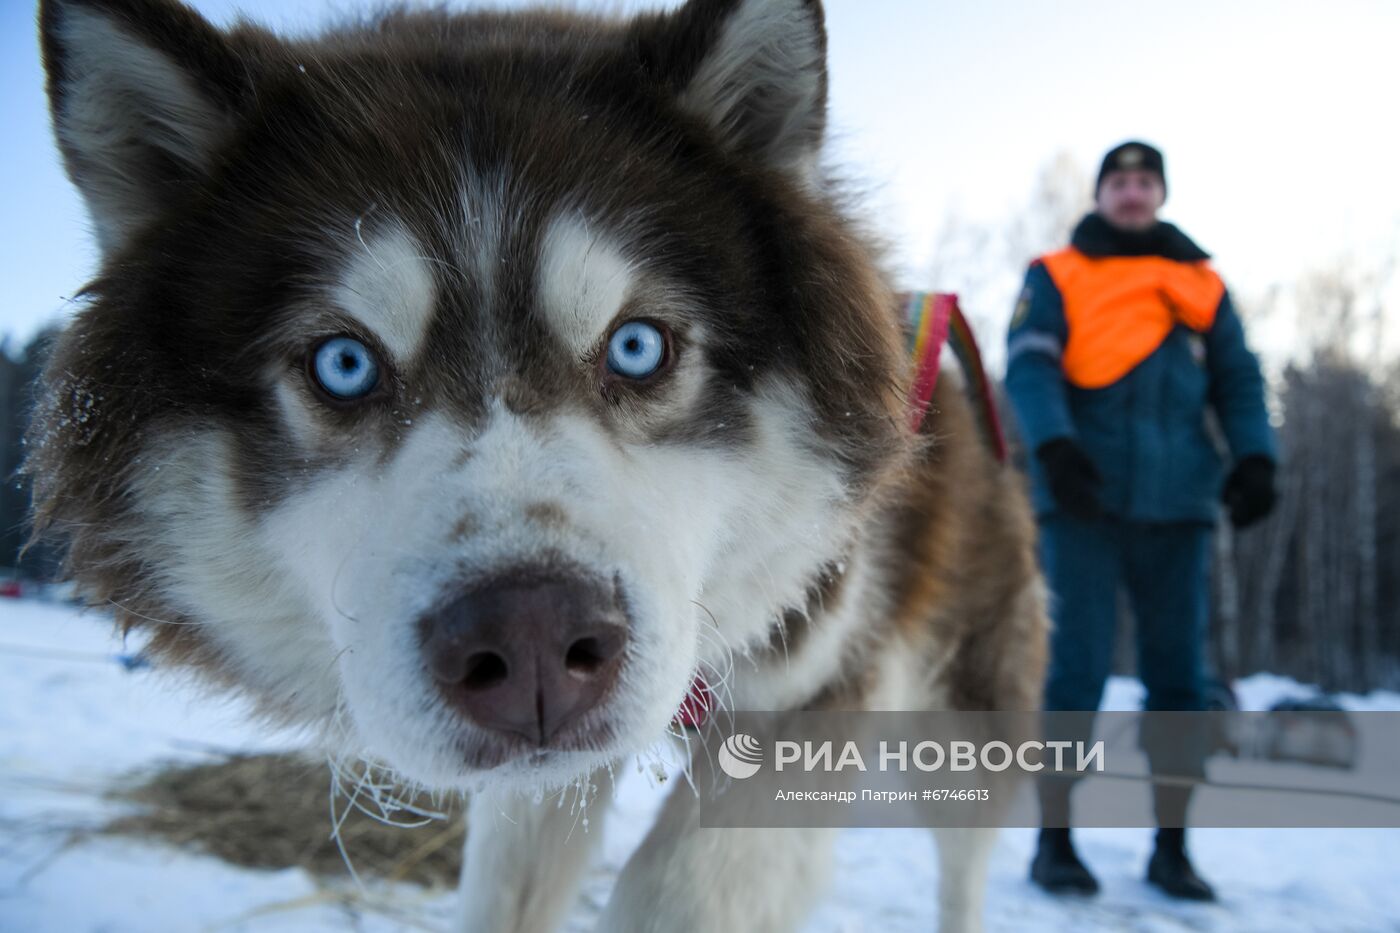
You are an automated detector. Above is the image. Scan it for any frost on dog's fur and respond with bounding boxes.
[32,1,1048,929]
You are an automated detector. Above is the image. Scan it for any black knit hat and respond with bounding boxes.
[1096,141,1166,198]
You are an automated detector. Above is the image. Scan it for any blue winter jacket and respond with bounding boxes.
[1005,237,1277,523]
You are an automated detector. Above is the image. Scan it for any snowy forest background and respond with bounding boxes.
[2,155,1397,693]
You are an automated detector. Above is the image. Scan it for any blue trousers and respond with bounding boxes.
[1040,514,1212,714]
[1037,513,1215,814]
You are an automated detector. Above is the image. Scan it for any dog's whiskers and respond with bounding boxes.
[104,598,206,627]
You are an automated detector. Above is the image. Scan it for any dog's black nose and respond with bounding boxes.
[420,569,628,745]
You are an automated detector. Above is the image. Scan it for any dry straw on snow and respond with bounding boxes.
[100,751,466,889]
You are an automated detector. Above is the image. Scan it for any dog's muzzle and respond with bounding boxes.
[418,566,629,746]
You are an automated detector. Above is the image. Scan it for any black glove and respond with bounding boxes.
[1035,438,1102,519]
[1222,455,1277,528]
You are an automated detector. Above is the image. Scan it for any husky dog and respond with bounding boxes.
[31,0,1048,929]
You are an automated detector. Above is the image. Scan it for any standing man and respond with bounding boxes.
[1005,141,1278,900]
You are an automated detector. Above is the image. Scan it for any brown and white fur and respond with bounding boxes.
[29,0,1048,930]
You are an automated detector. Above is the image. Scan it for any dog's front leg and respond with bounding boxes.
[454,767,614,933]
[599,750,835,933]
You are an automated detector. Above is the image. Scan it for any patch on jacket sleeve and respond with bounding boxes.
[1189,333,1207,366]
[1009,284,1033,330]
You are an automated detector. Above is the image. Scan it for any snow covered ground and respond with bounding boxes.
[2,598,1398,933]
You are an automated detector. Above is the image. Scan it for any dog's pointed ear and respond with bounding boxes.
[637,0,828,178]
[40,0,249,256]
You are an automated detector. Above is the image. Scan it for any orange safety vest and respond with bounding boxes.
[1039,248,1225,389]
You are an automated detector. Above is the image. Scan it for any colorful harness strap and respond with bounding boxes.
[901,291,1008,463]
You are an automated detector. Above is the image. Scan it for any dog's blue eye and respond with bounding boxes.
[312,336,379,400]
[606,321,665,379]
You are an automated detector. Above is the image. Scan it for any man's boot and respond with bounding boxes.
[1030,826,1100,895]
[1030,777,1098,895]
[1146,783,1215,899]
[1146,827,1216,901]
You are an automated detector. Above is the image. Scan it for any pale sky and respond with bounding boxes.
[3,0,1397,365]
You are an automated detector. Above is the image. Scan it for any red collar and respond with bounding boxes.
[674,676,713,728]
